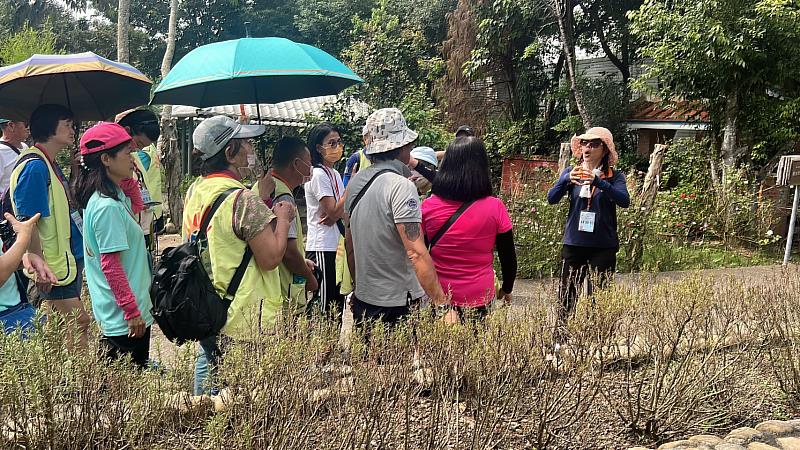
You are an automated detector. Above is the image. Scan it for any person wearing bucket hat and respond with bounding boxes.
[182,115,294,395]
[0,118,29,194]
[344,108,453,328]
[10,104,91,351]
[547,126,630,341]
[408,146,438,195]
[73,122,154,367]
[342,120,376,187]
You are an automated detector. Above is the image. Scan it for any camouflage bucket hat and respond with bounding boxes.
[364,108,418,155]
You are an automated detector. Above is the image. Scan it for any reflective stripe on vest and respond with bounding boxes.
[138,144,163,218]
[9,147,76,286]
[182,175,281,339]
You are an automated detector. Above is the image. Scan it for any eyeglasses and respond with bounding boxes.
[580,139,604,149]
[324,139,344,149]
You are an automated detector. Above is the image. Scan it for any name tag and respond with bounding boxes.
[70,210,84,236]
[578,211,596,233]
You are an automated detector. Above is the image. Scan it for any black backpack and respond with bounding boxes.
[1,153,47,252]
[150,188,253,344]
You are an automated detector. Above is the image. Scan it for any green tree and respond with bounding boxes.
[630,0,800,178]
[294,0,376,56]
[0,24,60,64]
[342,0,430,107]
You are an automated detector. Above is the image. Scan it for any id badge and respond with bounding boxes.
[578,211,596,233]
[70,210,84,236]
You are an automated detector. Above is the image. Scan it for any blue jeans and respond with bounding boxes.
[194,335,222,395]
[0,302,40,337]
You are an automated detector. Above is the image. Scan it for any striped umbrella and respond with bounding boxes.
[0,52,152,121]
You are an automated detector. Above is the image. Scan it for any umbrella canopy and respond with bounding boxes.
[0,52,152,121]
[152,37,363,107]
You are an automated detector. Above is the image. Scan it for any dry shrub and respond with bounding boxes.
[3,270,800,449]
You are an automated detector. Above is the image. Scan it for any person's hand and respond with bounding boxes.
[127,315,146,338]
[569,166,585,185]
[442,309,459,325]
[305,274,318,292]
[5,212,40,242]
[272,201,295,223]
[258,172,276,201]
[497,289,512,305]
[318,214,337,226]
[22,253,57,286]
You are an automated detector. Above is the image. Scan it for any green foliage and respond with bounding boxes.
[661,138,713,190]
[294,0,375,56]
[0,23,60,65]
[399,85,452,150]
[342,0,430,107]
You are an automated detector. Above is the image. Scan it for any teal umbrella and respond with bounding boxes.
[151,37,363,108]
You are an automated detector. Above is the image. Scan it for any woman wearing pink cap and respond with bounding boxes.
[74,122,153,367]
[547,127,630,340]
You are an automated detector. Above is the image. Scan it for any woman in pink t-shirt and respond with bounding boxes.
[421,137,517,319]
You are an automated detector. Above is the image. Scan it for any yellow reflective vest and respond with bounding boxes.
[182,174,282,340]
[9,146,77,286]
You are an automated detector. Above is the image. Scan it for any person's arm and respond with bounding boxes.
[0,213,40,285]
[319,196,344,224]
[414,163,436,183]
[282,239,316,282]
[245,199,293,271]
[495,230,517,302]
[592,171,631,208]
[396,222,446,305]
[100,252,146,338]
[345,217,355,283]
[547,168,574,205]
[120,178,145,214]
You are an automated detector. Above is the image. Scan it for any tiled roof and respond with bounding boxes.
[628,100,709,123]
[170,95,370,127]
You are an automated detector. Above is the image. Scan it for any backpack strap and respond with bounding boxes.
[197,188,254,301]
[427,200,476,250]
[349,169,394,215]
[0,141,20,155]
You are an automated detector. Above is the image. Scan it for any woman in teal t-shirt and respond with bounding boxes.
[74,122,153,368]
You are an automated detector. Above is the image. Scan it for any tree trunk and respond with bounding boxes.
[628,144,667,270]
[157,0,183,230]
[544,51,566,129]
[116,0,131,63]
[558,142,572,173]
[720,92,740,184]
[551,0,591,128]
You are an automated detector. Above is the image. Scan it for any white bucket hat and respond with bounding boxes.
[363,108,418,155]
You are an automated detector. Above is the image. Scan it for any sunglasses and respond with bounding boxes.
[580,139,604,149]
[323,139,344,148]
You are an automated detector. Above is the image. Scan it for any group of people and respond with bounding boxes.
[0,100,629,389]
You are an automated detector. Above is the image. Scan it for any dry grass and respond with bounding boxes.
[2,268,800,449]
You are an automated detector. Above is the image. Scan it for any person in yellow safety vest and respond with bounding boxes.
[266,137,318,314]
[9,104,90,350]
[115,109,162,249]
[183,115,293,395]
[342,121,375,187]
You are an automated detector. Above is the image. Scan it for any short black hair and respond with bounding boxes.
[306,122,341,166]
[431,136,492,202]
[273,136,307,169]
[367,148,402,163]
[30,104,74,143]
[118,109,160,142]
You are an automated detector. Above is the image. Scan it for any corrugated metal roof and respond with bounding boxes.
[170,95,370,127]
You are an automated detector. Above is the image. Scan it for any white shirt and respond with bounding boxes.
[0,142,27,194]
[304,166,344,252]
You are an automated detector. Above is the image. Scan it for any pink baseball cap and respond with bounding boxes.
[80,122,132,156]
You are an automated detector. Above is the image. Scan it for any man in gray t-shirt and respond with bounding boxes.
[344,108,453,326]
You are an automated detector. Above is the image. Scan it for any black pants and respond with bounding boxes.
[306,250,345,324]
[351,295,415,329]
[557,245,617,336]
[101,327,151,368]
